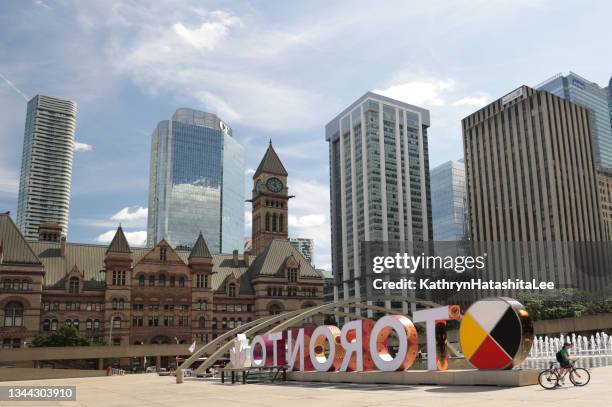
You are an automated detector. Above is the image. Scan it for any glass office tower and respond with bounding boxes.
[430,159,467,241]
[326,92,432,310]
[608,76,612,130]
[16,95,77,239]
[146,109,244,253]
[537,72,612,169]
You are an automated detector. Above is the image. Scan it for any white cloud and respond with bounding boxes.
[172,11,242,51]
[245,168,255,176]
[285,178,331,267]
[96,229,147,247]
[72,206,148,229]
[102,7,333,133]
[374,79,455,108]
[0,167,18,196]
[110,206,148,222]
[453,94,490,107]
[288,214,326,228]
[74,142,93,152]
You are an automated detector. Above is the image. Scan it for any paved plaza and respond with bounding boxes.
[2,366,611,407]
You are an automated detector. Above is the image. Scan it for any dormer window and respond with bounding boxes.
[288,268,298,283]
[228,283,236,297]
[69,277,79,293]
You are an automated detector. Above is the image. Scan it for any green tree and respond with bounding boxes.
[31,325,91,347]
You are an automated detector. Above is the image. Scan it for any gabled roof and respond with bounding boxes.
[106,226,131,254]
[239,239,322,294]
[189,232,212,259]
[0,214,42,265]
[254,141,288,178]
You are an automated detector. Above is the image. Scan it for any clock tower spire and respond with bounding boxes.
[251,141,290,255]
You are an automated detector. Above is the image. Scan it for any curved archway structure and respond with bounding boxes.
[180,296,450,374]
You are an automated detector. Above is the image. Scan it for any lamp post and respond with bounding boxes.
[174,337,180,370]
[108,316,117,346]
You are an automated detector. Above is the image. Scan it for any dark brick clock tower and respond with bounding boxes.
[251,141,290,255]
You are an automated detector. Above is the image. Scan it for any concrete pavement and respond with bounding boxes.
[1,366,610,407]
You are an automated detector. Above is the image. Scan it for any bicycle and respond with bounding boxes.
[538,362,590,389]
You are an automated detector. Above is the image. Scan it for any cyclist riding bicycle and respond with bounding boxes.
[555,342,573,385]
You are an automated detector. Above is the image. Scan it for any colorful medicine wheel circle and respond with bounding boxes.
[460,297,534,370]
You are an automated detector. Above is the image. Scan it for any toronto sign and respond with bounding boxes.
[229,297,534,372]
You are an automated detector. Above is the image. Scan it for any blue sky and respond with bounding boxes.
[1,0,611,270]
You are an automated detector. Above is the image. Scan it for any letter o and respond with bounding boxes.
[250,335,267,367]
[369,315,418,371]
[309,325,337,372]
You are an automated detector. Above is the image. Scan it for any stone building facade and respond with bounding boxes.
[0,144,323,361]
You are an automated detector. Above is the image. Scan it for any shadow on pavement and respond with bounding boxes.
[425,386,507,394]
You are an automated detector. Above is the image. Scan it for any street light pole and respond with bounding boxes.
[108,316,116,345]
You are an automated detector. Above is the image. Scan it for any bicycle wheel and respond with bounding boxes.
[538,369,559,389]
[569,368,590,386]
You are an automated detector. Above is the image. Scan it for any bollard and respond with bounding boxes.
[176,368,184,384]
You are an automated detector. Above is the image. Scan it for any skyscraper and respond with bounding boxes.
[463,85,603,242]
[16,95,77,239]
[537,72,612,169]
[430,159,467,241]
[289,238,314,265]
[326,92,432,306]
[606,76,612,127]
[146,109,244,253]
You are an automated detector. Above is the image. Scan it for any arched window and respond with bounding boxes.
[221,319,227,329]
[118,299,124,309]
[112,298,118,310]
[159,275,166,287]
[64,319,72,327]
[113,318,121,329]
[69,277,79,293]
[12,279,21,290]
[51,319,58,331]
[279,214,284,232]
[265,213,270,231]
[212,318,217,331]
[170,276,175,287]
[228,283,236,297]
[42,319,50,331]
[272,213,277,231]
[22,280,30,290]
[268,303,282,316]
[93,320,100,330]
[138,275,145,287]
[237,318,242,327]
[73,319,79,330]
[149,275,155,286]
[3,302,23,327]
[179,276,185,287]
[228,319,235,329]
[198,317,206,329]
[86,319,93,330]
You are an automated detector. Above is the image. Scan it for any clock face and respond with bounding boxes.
[266,177,283,193]
[255,180,263,193]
